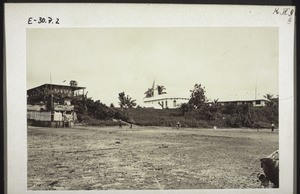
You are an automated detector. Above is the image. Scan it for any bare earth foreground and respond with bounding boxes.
[28,126,278,190]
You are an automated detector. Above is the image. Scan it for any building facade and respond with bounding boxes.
[206,98,268,107]
[27,82,86,127]
[143,94,189,109]
[143,82,189,109]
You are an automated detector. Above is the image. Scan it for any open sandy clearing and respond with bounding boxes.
[27,126,278,190]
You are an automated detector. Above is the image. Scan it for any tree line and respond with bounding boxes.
[180,83,278,128]
[72,82,278,128]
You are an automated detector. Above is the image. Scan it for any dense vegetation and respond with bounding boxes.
[74,101,278,129]
[125,103,278,128]
[73,98,129,126]
[73,83,278,128]
[127,84,278,128]
[177,84,279,128]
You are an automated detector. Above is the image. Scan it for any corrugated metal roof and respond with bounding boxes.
[27,83,86,92]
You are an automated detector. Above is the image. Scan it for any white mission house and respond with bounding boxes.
[143,93,189,109]
[142,82,189,109]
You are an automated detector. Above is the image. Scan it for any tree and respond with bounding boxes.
[188,84,207,109]
[110,103,115,108]
[72,91,89,113]
[73,96,91,114]
[212,99,219,106]
[157,85,167,95]
[207,99,219,116]
[125,95,137,108]
[180,103,191,115]
[263,94,273,100]
[158,102,164,109]
[144,88,154,98]
[118,92,137,109]
[118,92,126,108]
[264,93,278,107]
[70,80,78,87]
[262,94,278,124]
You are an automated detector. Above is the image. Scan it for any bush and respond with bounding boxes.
[73,97,130,125]
[224,115,242,128]
[180,103,191,115]
[184,107,214,120]
[76,114,123,126]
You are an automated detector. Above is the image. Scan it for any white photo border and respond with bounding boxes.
[5,3,295,194]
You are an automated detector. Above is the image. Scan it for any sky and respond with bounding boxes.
[27,28,278,106]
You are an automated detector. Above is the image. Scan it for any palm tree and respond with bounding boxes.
[125,95,137,108]
[263,94,274,100]
[157,85,167,95]
[264,93,278,107]
[144,88,154,98]
[119,92,137,108]
[212,98,219,106]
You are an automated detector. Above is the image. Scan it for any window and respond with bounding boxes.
[165,101,168,108]
[173,100,177,107]
[255,100,261,105]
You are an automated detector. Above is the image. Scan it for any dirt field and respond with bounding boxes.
[27,125,278,190]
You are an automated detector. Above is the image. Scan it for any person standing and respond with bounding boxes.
[271,123,275,132]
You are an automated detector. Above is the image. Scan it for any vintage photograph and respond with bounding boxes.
[26,27,280,190]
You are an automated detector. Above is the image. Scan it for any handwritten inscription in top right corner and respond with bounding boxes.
[273,8,295,24]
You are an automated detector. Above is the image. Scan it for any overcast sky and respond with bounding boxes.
[27,28,278,106]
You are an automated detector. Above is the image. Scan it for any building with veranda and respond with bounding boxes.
[27,81,87,127]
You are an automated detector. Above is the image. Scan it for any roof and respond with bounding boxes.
[54,105,74,111]
[143,93,189,103]
[27,83,86,92]
[27,104,46,111]
[206,98,268,103]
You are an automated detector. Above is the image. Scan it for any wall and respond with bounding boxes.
[144,98,188,109]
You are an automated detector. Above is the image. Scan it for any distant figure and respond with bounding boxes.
[130,124,132,129]
[271,123,275,132]
[119,120,122,129]
[176,122,181,129]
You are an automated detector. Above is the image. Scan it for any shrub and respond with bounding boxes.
[184,107,214,120]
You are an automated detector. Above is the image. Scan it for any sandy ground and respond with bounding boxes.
[27,125,278,190]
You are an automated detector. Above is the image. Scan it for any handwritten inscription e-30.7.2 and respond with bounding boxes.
[28,17,60,24]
